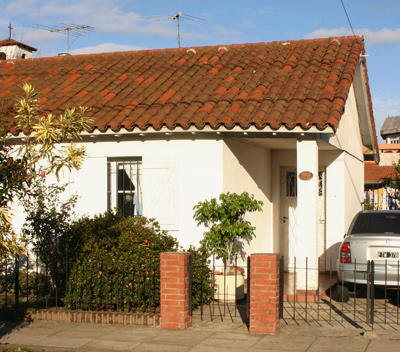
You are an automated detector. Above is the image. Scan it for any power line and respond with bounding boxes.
[340,0,356,37]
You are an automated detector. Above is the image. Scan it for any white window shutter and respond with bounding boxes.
[142,156,179,231]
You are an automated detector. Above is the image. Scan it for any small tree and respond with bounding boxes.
[0,83,92,259]
[20,180,78,292]
[193,192,263,267]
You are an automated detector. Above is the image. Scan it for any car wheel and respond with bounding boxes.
[336,284,350,303]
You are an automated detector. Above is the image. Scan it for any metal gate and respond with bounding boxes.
[189,254,250,324]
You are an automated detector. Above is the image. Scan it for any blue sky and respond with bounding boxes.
[1,0,399,142]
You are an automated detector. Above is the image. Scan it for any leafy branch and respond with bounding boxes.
[193,192,263,266]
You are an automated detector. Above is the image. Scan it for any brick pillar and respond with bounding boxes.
[160,252,192,330]
[249,253,281,333]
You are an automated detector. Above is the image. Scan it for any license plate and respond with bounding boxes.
[378,251,399,258]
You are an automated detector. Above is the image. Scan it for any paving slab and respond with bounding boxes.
[40,335,96,349]
[0,333,46,346]
[250,334,316,351]
[193,335,259,351]
[3,312,400,352]
[366,338,400,352]
[306,336,370,352]
[211,331,263,342]
[150,330,211,346]
[132,342,193,352]
[190,344,254,352]
[96,330,157,343]
[82,339,142,351]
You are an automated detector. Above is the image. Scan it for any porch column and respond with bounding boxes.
[296,139,318,291]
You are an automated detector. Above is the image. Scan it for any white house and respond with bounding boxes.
[0,38,37,60]
[1,36,378,288]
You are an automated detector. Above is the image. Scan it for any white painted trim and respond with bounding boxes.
[9,124,335,140]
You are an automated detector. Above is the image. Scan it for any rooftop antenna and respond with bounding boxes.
[171,12,182,48]
[7,23,13,40]
[143,12,205,48]
[25,23,94,54]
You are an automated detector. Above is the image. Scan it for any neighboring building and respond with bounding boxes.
[1,36,378,285]
[0,38,37,60]
[363,114,400,210]
[364,160,398,210]
[381,115,400,144]
[378,143,400,165]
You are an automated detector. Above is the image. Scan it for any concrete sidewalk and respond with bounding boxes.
[1,313,400,352]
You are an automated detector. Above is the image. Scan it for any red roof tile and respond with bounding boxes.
[365,161,396,183]
[0,36,373,134]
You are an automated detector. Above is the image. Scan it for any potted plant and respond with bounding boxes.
[193,192,263,301]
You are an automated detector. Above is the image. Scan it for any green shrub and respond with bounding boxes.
[65,211,178,312]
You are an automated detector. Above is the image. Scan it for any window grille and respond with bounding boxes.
[286,171,297,197]
[107,158,143,216]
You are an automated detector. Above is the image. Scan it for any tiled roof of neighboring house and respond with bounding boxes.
[0,36,374,136]
[0,38,37,52]
[364,161,396,183]
[381,115,400,139]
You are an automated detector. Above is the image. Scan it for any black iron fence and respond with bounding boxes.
[189,254,249,323]
[280,257,400,328]
[0,251,160,314]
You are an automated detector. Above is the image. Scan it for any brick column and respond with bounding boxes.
[160,252,192,330]
[249,253,281,333]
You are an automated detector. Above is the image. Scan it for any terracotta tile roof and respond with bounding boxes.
[0,38,38,52]
[365,161,396,183]
[0,36,369,134]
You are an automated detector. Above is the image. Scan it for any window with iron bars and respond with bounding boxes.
[107,157,143,217]
[286,171,324,197]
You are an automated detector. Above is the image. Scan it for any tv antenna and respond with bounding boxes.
[143,12,205,48]
[25,23,94,54]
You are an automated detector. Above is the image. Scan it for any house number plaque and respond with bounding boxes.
[298,171,313,181]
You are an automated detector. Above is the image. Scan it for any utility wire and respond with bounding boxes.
[340,0,356,37]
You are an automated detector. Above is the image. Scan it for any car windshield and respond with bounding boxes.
[351,212,400,234]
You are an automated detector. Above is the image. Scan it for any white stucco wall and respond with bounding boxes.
[54,138,225,251]
[222,139,272,259]
[322,84,365,269]
[323,151,345,269]
[328,85,364,160]
[0,45,34,59]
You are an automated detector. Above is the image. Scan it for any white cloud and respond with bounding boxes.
[1,0,210,51]
[69,43,147,55]
[361,28,400,46]
[305,27,400,46]
[1,0,177,39]
[211,25,241,37]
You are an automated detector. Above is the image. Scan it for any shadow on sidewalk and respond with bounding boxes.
[0,309,32,338]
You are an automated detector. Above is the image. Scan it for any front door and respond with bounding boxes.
[281,168,298,271]
[281,168,326,272]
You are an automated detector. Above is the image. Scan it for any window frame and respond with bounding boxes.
[107,157,143,217]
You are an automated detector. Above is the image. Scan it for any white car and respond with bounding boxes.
[337,210,400,300]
